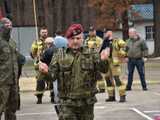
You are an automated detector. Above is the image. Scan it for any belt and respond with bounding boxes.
[129,57,142,60]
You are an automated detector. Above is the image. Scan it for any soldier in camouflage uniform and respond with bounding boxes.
[40,24,110,120]
[9,38,26,110]
[85,26,103,51]
[30,27,54,104]
[0,17,18,120]
[84,26,105,92]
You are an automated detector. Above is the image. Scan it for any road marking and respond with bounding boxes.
[152,92,160,96]
[17,111,56,116]
[95,106,106,109]
[131,108,153,120]
[144,111,160,113]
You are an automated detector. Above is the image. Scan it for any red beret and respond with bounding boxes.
[65,24,84,39]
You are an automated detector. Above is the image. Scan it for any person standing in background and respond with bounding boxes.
[126,28,148,91]
[0,17,18,120]
[101,30,127,102]
[30,27,51,104]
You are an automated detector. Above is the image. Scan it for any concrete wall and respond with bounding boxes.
[11,27,37,59]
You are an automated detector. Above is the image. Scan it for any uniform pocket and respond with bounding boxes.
[80,56,94,71]
[0,46,10,63]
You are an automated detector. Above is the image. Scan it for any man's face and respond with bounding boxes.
[40,29,48,39]
[0,18,12,32]
[4,19,12,29]
[104,31,112,39]
[129,31,136,39]
[89,30,96,37]
[68,33,84,49]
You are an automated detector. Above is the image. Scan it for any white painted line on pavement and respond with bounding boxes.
[95,106,106,109]
[144,111,160,113]
[130,108,153,120]
[17,111,56,116]
[152,92,160,96]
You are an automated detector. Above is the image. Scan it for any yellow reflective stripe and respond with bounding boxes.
[118,84,126,96]
[107,87,115,96]
[107,87,114,91]
[118,39,126,48]
[34,91,45,95]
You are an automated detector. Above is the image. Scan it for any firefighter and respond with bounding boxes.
[101,30,127,102]
[30,27,54,104]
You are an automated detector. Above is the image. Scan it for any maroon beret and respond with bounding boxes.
[65,24,84,39]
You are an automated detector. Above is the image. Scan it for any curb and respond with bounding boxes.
[19,77,160,92]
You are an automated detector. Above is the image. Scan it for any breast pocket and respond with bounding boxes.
[59,57,74,72]
[80,55,94,71]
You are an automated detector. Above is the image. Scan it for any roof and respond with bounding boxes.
[130,4,153,21]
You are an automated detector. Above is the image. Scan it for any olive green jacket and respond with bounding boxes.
[49,47,108,100]
[126,37,148,58]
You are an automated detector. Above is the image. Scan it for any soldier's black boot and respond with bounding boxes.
[119,95,126,102]
[36,94,42,104]
[17,93,21,110]
[50,92,55,103]
[105,96,116,102]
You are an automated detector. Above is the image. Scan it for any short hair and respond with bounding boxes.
[55,29,62,35]
[129,28,137,33]
[45,37,54,43]
[40,26,48,31]
[0,17,11,24]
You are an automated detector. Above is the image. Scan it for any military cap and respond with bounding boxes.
[65,24,84,38]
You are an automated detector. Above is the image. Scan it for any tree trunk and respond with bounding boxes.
[122,10,129,40]
[153,0,160,57]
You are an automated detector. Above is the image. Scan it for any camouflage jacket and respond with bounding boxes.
[0,37,18,85]
[49,47,108,101]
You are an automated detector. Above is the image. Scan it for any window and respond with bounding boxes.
[145,26,154,41]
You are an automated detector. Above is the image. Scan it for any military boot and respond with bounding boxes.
[105,96,116,102]
[119,95,126,102]
[50,92,55,103]
[36,94,42,104]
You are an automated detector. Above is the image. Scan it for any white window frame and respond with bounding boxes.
[145,26,154,41]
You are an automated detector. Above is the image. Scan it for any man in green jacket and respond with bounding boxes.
[126,28,148,91]
[40,24,109,120]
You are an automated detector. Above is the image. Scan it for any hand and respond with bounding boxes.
[39,62,48,74]
[124,57,128,63]
[100,49,109,60]
[143,57,147,62]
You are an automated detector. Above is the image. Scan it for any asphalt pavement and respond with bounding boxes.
[1,84,160,120]
[1,59,160,120]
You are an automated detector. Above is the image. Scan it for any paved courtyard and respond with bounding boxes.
[1,59,160,120]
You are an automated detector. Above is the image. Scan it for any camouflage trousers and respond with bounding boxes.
[35,71,54,96]
[59,104,94,120]
[0,85,18,120]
